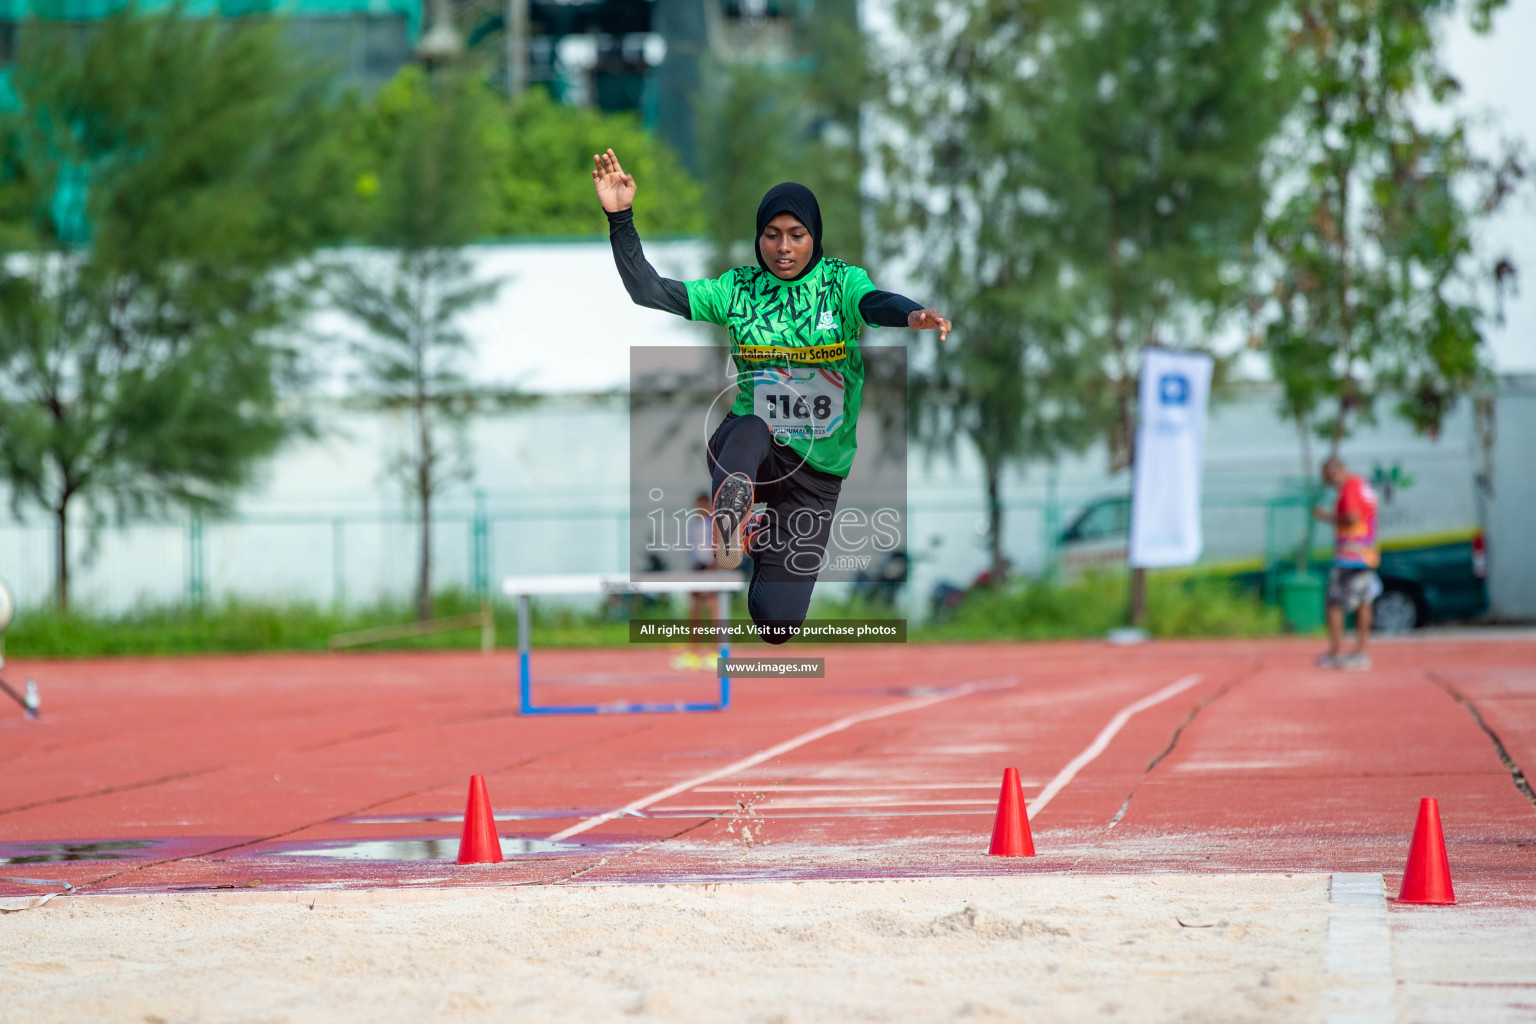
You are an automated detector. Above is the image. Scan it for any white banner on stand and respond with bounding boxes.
[1129,348,1214,569]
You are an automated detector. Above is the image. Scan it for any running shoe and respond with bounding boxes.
[712,472,754,570]
[1314,653,1340,669]
[1339,653,1372,671]
[742,510,767,559]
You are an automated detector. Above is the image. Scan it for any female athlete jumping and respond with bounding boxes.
[594,149,950,644]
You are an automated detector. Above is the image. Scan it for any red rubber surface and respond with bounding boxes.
[1,638,1532,901]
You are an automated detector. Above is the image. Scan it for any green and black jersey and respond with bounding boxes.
[605,208,922,480]
[685,259,877,478]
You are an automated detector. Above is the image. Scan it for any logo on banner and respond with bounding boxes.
[1154,372,1193,432]
[1159,373,1189,406]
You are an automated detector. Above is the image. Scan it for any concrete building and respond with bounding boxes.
[1484,374,1536,620]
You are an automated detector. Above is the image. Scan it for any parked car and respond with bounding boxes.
[1057,489,1488,633]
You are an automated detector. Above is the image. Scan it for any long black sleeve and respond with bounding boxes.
[606,208,691,318]
[859,289,924,327]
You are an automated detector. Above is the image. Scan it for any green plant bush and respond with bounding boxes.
[876,571,1281,641]
[2,572,1281,659]
[2,589,648,658]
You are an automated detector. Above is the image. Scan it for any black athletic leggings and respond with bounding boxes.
[708,414,842,646]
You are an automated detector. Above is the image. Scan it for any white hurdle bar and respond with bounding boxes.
[501,574,746,715]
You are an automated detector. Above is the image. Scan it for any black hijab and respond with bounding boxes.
[755,182,823,280]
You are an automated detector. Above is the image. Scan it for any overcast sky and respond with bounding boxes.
[1443,1,1536,372]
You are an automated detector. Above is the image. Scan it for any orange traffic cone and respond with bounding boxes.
[457,775,503,865]
[988,767,1035,857]
[1396,797,1454,904]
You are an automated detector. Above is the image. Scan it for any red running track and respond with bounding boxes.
[1,637,1532,902]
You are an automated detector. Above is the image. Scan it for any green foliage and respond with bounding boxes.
[4,590,632,657]
[698,2,867,274]
[699,61,811,273]
[4,574,1281,657]
[0,7,348,609]
[342,71,703,240]
[880,0,1089,584]
[907,572,1283,641]
[881,0,1288,577]
[331,63,505,621]
[492,87,702,238]
[347,64,504,248]
[1261,0,1524,456]
[1040,0,1296,469]
[1141,573,1287,638]
[793,0,867,262]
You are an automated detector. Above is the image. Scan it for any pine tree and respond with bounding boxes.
[0,9,346,609]
[331,66,503,622]
[880,0,1101,584]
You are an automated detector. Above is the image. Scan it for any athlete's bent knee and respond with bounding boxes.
[740,414,773,439]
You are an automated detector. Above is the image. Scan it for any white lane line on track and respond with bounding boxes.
[545,681,999,842]
[653,799,1000,812]
[691,792,1013,798]
[1027,673,1203,820]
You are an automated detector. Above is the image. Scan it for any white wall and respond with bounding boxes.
[307,237,714,397]
[1486,375,1536,619]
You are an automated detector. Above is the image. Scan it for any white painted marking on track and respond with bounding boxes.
[653,798,999,812]
[643,808,995,820]
[545,681,996,842]
[1324,873,1398,1024]
[1027,673,1203,820]
[688,792,1007,798]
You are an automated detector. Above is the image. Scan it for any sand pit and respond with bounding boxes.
[1,874,1331,1023]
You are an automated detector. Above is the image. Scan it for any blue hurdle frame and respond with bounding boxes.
[516,589,733,715]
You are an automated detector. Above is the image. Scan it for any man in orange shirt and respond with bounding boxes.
[1312,455,1381,670]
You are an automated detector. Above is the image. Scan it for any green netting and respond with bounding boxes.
[0,0,417,27]
[1263,481,1331,602]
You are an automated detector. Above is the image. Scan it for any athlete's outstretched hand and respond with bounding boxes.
[908,308,953,342]
[592,148,636,213]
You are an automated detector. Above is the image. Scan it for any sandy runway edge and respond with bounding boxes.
[2,874,1330,1023]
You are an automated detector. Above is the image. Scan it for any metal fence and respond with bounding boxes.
[0,489,1296,615]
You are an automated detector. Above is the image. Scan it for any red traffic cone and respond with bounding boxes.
[988,767,1035,857]
[457,775,503,865]
[1397,797,1454,904]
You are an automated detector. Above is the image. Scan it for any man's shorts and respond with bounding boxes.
[1326,566,1383,612]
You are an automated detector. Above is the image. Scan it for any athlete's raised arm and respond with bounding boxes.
[592,148,636,213]
[593,148,690,318]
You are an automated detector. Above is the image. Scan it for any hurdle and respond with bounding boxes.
[501,573,746,715]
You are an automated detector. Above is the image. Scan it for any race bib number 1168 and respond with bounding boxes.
[752,368,845,440]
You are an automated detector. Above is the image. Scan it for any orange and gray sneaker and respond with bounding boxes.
[712,472,754,570]
[742,510,766,558]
